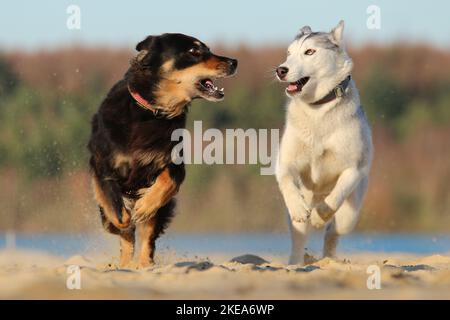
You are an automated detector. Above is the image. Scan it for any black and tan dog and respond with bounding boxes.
[88,33,237,268]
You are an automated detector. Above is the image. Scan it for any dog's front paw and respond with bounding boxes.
[289,206,311,224]
[132,198,159,224]
[291,211,309,224]
[116,207,132,229]
[310,209,326,228]
[287,195,312,224]
[310,201,335,228]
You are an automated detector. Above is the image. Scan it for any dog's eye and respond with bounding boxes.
[304,49,316,56]
[189,48,201,56]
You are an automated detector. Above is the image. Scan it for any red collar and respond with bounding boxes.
[127,85,160,116]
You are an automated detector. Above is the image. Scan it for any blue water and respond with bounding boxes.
[1,233,450,258]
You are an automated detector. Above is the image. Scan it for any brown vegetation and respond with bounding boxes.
[1,43,449,233]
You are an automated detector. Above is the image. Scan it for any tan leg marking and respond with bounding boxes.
[132,168,178,223]
[137,219,157,268]
[119,230,135,268]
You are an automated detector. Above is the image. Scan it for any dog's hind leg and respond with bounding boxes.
[323,220,339,258]
[137,199,175,268]
[119,228,135,267]
[137,219,156,268]
[323,178,368,258]
[323,201,360,258]
[288,214,311,265]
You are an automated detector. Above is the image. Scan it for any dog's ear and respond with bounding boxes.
[300,26,312,35]
[136,35,156,51]
[133,36,158,65]
[296,25,312,39]
[135,50,149,62]
[330,20,345,45]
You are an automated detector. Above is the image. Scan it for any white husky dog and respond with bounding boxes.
[275,21,373,265]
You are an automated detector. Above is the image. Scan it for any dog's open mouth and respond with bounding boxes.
[286,77,310,94]
[196,78,225,101]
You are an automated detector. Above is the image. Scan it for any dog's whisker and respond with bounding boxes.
[269,78,280,84]
[263,73,279,79]
[264,67,278,75]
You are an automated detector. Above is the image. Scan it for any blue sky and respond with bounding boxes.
[1,0,449,50]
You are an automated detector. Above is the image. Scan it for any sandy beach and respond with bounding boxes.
[1,248,450,299]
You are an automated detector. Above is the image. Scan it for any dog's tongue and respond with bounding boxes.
[205,79,214,89]
[287,83,298,91]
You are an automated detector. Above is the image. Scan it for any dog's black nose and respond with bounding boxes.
[276,66,289,79]
[228,58,238,71]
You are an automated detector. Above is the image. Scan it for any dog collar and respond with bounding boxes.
[311,75,351,106]
[128,85,161,116]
